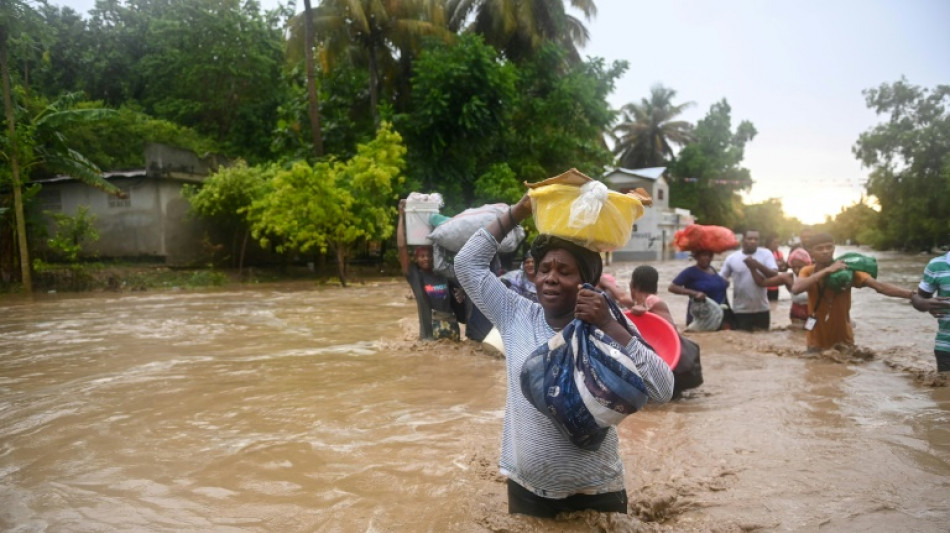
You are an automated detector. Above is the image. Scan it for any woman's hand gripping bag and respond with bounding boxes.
[519,284,655,451]
[526,168,651,252]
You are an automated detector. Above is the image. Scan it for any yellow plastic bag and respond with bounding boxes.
[527,176,646,252]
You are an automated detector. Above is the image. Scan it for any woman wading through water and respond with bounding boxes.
[455,193,673,519]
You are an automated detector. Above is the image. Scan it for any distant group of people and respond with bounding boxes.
[661,229,931,356]
[395,194,949,522]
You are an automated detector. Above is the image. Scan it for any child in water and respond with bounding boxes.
[626,265,676,326]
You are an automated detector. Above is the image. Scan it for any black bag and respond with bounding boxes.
[672,334,703,399]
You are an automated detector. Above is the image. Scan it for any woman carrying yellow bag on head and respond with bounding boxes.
[525,168,651,253]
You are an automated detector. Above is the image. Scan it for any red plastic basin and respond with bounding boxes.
[623,310,681,369]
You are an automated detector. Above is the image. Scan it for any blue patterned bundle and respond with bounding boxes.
[520,286,653,451]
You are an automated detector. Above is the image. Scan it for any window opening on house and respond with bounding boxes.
[108,187,131,208]
[658,188,664,201]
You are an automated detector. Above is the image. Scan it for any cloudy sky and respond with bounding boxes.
[54,0,949,223]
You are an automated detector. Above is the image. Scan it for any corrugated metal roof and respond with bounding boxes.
[36,169,147,183]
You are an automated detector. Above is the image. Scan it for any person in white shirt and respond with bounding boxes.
[719,230,778,331]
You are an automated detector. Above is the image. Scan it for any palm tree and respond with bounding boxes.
[611,84,695,169]
[288,0,453,127]
[449,0,596,63]
[302,0,324,157]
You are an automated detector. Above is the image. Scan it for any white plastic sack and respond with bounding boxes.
[568,181,608,230]
[428,203,525,253]
[684,298,724,332]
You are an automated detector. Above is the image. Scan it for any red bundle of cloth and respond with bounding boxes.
[673,224,738,254]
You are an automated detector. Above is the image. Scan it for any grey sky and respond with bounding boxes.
[53,0,949,223]
[584,0,949,223]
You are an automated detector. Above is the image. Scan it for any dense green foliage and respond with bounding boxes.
[44,205,99,262]
[245,123,405,285]
[183,160,275,269]
[852,79,950,250]
[2,0,946,292]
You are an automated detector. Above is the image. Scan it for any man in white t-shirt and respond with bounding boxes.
[720,230,778,331]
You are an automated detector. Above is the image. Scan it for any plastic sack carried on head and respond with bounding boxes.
[427,203,525,253]
[673,224,739,254]
[528,183,645,252]
[825,252,878,291]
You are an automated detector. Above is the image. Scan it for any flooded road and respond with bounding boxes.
[1,247,948,532]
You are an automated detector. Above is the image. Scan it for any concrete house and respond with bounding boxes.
[34,143,227,266]
[603,167,695,261]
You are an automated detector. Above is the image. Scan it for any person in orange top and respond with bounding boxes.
[790,233,914,351]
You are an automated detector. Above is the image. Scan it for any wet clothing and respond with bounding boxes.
[799,264,871,350]
[464,298,494,342]
[721,248,777,331]
[720,248,778,314]
[918,252,950,354]
[506,479,627,518]
[732,311,770,331]
[790,274,809,321]
[767,249,785,301]
[456,228,672,502]
[406,263,462,340]
[671,266,728,325]
[934,350,950,373]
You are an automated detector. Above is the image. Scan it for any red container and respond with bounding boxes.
[623,310,681,369]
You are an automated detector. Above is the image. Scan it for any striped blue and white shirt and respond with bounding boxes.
[919,252,950,352]
[456,228,673,499]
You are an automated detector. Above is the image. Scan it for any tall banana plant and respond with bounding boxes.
[2,20,119,294]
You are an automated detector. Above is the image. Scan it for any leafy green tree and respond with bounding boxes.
[669,99,756,227]
[502,45,623,186]
[19,4,89,99]
[738,198,801,241]
[184,161,274,272]
[271,62,373,162]
[611,84,694,169]
[398,34,516,208]
[134,0,286,160]
[246,122,405,286]
[853,79,950,251]
[827,198,883,248]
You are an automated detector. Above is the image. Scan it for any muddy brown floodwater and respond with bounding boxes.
[1,247,948,532]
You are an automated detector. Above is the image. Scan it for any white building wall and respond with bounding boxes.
[603,169,692,262]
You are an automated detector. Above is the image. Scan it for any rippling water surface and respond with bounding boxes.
[1,247,947,532]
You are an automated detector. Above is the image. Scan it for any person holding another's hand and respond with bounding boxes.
[791,233,914,351]
[911,249,950,372]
